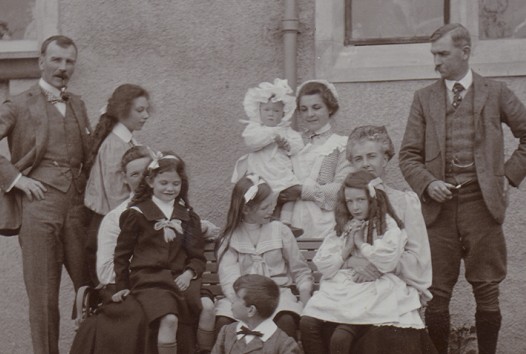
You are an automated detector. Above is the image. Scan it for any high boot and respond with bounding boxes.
[425,309,450,354]
[475,310,501,354]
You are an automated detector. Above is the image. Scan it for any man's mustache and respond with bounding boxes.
[54,72,69,80]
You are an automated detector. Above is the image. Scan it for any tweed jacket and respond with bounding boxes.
[0,84,92,232]
[399,72,526,225]
[212,322,301,354]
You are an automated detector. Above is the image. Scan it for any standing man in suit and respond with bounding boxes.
[0,35,92,354]
[399,23,526,354]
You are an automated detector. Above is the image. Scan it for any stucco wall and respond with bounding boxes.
[1,0,525,353]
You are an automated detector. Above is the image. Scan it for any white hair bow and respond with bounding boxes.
[147,150,179,171]
[367,177,383,198]
[154,219,183,243]
[244,174,266,203]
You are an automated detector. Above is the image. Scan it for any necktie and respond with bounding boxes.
[236,326,263,337]
[452,82,464,109]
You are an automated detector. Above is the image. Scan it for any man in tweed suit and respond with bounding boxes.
[399,23,526,354]
[0,35,92,354]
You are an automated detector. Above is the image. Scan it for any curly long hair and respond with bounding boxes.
[130,151,190,209]
[85,84,149,174]
[215,175,273,265]
[334,171,403,243]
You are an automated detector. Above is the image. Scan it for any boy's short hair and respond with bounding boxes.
[233,274,280,318]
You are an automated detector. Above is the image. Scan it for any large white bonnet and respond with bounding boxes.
[242,78,296,125]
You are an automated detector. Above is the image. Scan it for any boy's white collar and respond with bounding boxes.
[236,318,277,343]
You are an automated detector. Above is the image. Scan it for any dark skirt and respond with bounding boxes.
[70,279,202,354]
[70,295,155,354]
[130,268,202,325]
[352,326,438,354]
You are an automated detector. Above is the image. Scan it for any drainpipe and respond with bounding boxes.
[282,0,299,91]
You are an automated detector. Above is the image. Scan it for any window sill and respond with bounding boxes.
[0,41,40,80]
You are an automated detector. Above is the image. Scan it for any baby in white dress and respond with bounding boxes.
[232,78,303,223]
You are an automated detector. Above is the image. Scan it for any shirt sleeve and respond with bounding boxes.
[280,224,313,293]
[96,208,122,285]
[360,219,407,274]
[217,239,242,302]
[313,232,345,279]
[241,123,278,152]
[85,138,130,214]
[394,191,433,302]
[301,146,353,210]
[200,219,222,241]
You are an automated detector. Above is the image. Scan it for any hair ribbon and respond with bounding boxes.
[147,149,179,170]
[244,174,265,203]
[367,177,383,198]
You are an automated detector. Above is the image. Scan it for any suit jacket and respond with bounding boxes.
[0,84,92,233]
[211,322,301,354]
[399,72,526,225]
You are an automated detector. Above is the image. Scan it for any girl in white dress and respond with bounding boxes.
[232,78,303,223]
[302,170,423,354]
[215,174,313,341]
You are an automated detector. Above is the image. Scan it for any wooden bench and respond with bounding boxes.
[202,238,323,298]
[76,239,323,325]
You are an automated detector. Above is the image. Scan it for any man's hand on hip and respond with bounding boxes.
[15,176,47,201]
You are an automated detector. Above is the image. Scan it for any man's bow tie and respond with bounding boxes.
[236,326,263,337]
[42,89,69,104]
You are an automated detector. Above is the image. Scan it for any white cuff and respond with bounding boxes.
[6,173,22,192]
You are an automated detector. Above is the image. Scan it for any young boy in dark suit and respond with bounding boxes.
[212,274,300,354]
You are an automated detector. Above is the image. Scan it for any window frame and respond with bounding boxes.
[344,0,450,46]
[316,0,526,82]
[0,0,58,79]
